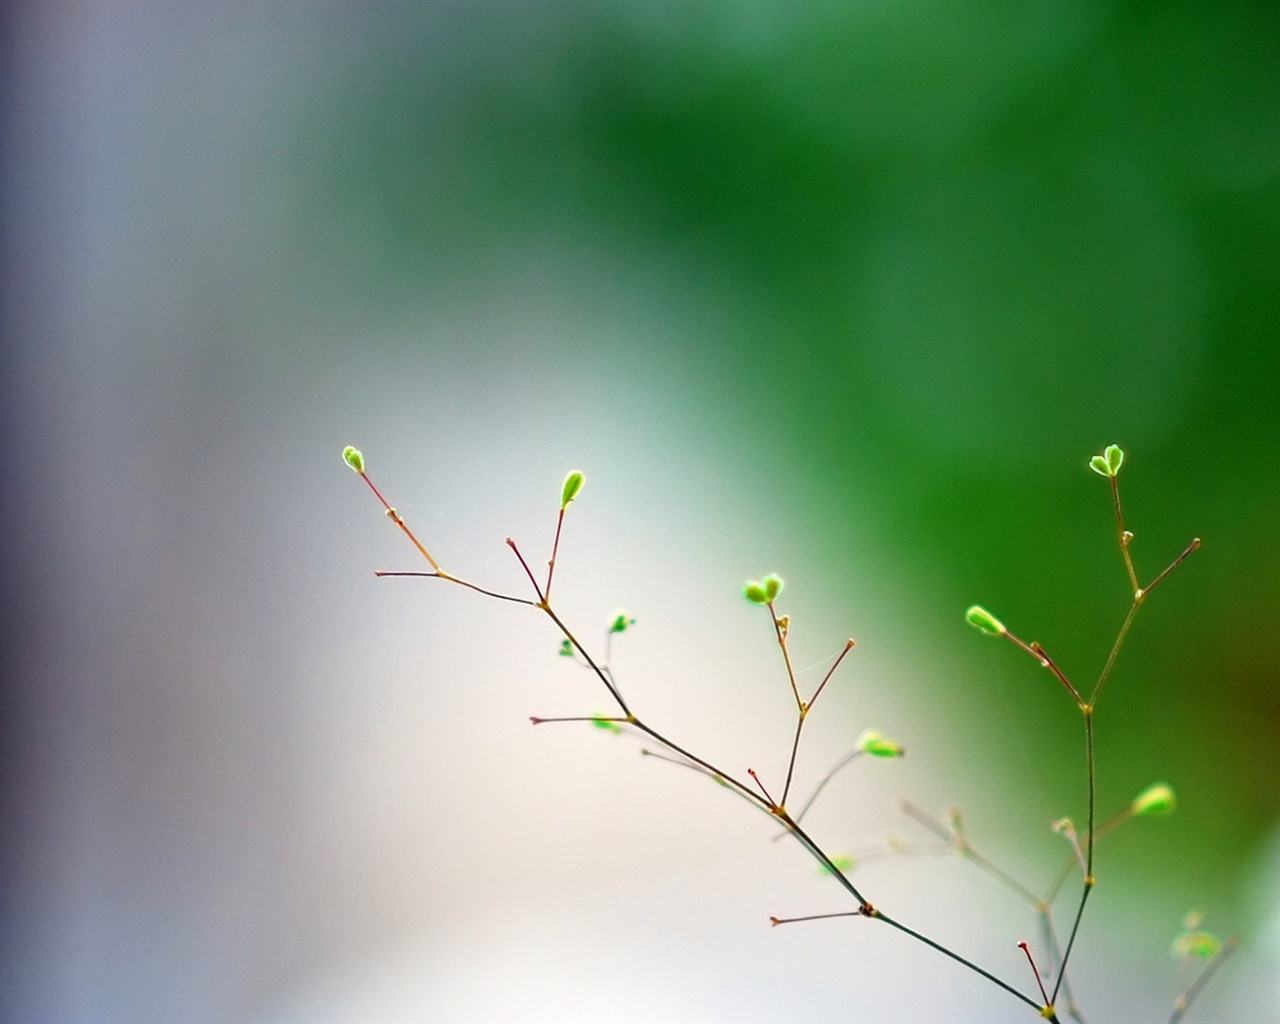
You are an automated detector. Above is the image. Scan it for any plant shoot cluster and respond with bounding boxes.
[341,443,1236,1022]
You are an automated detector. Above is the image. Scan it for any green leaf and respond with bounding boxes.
[965,604,1006,636]
[590,715,623,735]
[560,470,585,509]
[1104,443,1125,475]
[743,580,769,605]
[1131,782,1175,816]
[856,728,904,758]
[558,639,575,657]
[342,446,365,473]
[1089,454,1111,477]
[609,610,635,633]
[762,573,784,601]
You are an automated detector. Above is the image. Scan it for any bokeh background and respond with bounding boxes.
[3,2,1277,1021]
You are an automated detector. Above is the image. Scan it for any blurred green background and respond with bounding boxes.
[3,2,1276,1021]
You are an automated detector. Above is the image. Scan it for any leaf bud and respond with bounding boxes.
[965,604,1006,636]
[856,728,904,758]
[1131,781,1175,816]
[342,446,365,473]
[609,610,636,633]
[560,470,585,509]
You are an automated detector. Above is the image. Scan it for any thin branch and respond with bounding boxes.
[1051,880,1094,1006]
[1143,538,1201,599]
[374,570,537,606]
[357,470,443,572]
[505,537,546,606]
[874,909,1054,1020]
[545,507,567,601]
[1110,475,1139,596]
[1168,937,1239,1024]
[773,605,803,709]
[809,639,856,708]
[780,713,807,810]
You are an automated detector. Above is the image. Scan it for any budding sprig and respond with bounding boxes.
[895,780,1191,1023]
[343,446,444,574]
[342,446,538,606]
[741,580,1044,1010]
[342,443,1219,1024]
[960,443,1204,1013]
[1170,912,1239,1024]
[770,728,905,843]
[342,447,821,842]
[744,572,859,813]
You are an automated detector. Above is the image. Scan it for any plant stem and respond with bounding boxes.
[505,537,547,605]
[1051,878,1094,1006]
[357,469,444,573]
[874,909,1055,1020]
[1110,476,1139,596]
[773,604,803,709]
[1090,601,1138,710]
[1168,936,1238,1024]
[374,570,537,606]
[545,506,566,601]
[780,712,806,809]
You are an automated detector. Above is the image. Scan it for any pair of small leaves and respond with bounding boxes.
[743,574,785,605]
[1089,443,1125,478]
[342,445,365,474]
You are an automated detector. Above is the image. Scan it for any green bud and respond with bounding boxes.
[560,470,585,509]
[743,580,769,605]
[609,610,635,633]
[558,639,574,657]
[856,728,904,758]
[965,604,1006,636]
[819,854,856,875]
[342,446,365,473]
[1131,781,1175,816]
[1088,443,1125,478]
[763,573,784,602]
[1171,927,1221,960]
[590,716,623,735]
